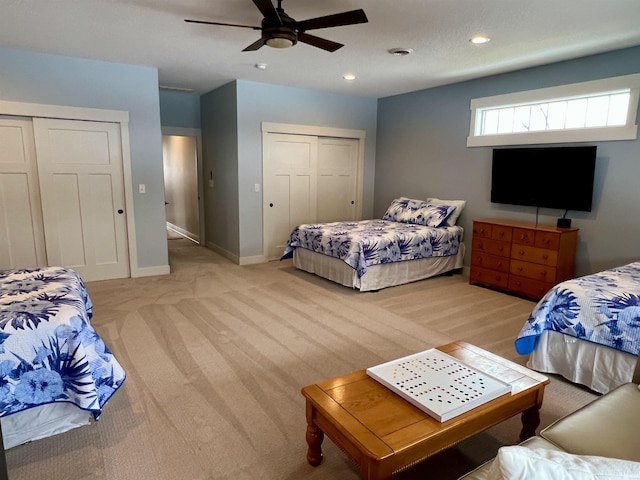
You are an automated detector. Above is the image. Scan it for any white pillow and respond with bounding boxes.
[426,198,466,226]
[486,446,640,480]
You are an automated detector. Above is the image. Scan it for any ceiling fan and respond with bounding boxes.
[185,0,368,52]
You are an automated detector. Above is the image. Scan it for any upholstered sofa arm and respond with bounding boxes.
[539,382,640,462]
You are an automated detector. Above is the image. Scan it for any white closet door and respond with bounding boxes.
[263,133,318,261]
[33,118,129,281]
[317,137,359,223]
[0,116,47,269]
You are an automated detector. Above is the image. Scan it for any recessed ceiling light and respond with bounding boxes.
[255,63,268,70]
[388,48,414,56]
[470,35,490,44]
[343,73,356,81]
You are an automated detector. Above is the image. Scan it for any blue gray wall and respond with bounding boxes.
[200,82,240,256]
[201,79,378,260]
[0,47,168,272]
[376,45,640,276]
[159,90,201,129]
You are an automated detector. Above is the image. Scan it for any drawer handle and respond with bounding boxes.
[542,255,549,260]
[517,266,523,272]
[518,250,525,256]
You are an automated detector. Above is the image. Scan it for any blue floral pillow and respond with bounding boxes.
[382,197,454,227]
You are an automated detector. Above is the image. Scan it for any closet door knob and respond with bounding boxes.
[117,209,124,214]
[269,203,274,207]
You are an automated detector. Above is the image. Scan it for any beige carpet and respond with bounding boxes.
[5,239,598,479]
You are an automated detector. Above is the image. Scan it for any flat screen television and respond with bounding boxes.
[491,146,597,212]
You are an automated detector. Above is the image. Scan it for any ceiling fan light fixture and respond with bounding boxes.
[266,36,295,48]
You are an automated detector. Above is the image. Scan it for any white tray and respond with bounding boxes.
[366,349,512,422]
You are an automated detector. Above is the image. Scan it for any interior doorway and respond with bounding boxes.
[161,127,203,245]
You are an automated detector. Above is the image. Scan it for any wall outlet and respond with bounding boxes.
[254,183,260,192]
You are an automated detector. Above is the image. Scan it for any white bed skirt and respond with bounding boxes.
[293,243,465,291]
[527,330,637,394]
[1,403,91,449]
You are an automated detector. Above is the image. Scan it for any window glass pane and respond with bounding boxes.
[566,99,588,128]
[497,108,514,133]
[529,104,548,131]
[482,109,499,134]
[547,101,567,130]
[608,93,629,125]
[585,96,610,127]
[513,106,531,132]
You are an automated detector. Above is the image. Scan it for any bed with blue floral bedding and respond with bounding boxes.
[281,197,466,290]
[0,266,125,446]
[515,261,640,393]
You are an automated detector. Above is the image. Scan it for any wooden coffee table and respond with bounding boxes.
[301,340,549,479]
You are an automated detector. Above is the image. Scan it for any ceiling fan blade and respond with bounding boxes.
[185,19,260,30]
[252,0,281,23]
[242,38,266,51]
[296,9,368,32]
[297,33,343,52]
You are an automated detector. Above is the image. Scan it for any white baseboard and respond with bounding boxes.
[205,242,266,265]
[132,264,171,278]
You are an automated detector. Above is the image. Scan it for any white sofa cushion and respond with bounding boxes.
[486,446,640,479]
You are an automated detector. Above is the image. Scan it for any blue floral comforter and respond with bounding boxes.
[281,219,463,277]
[0,267,125,419]
[515,262,640,356]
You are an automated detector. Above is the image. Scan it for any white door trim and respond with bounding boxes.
[0,100,140,277]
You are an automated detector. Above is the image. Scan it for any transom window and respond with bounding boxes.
[468,73,640,147]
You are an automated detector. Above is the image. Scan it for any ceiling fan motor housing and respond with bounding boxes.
[262,10,298,48]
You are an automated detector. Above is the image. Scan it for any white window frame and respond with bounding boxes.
[467,73,640,147]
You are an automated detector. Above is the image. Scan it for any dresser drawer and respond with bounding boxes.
[470,266,509,289]
[472,237,510,257]
[471,252,510,273]
[510,259,557,283]
[513,228,535,246]
[491,225,512,242]
[508,275,554,300]
[511,244,558,266]
[472,222,493,239]
[535,231,561,250]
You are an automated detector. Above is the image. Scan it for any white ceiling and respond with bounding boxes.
[3,0,640,98]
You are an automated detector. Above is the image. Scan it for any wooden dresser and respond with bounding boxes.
[469,218,579,300]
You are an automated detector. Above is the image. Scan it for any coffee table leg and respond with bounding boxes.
[305,422,324,466]
[519,406,541,441]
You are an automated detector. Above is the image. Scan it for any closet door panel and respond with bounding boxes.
[33,118,129,281]
[263,133,317,261]
[317,138,358,223]
[0,117,46,269]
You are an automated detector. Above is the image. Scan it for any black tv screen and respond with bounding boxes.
[491,146,597,212]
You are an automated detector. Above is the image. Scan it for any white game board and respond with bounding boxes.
[366,349,512,422]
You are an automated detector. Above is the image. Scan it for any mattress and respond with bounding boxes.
[293,243,465,291]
